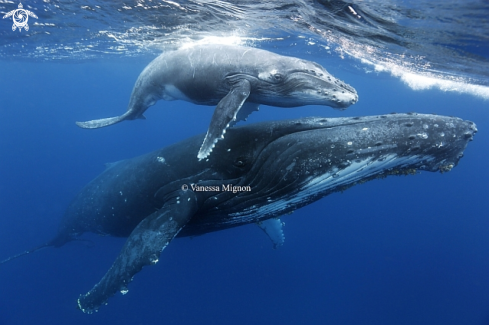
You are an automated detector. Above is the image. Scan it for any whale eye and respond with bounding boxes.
[272,73,284,82]
[233,157,248,168]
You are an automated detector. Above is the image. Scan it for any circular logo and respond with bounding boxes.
[13,9,28,28]
[2,3,38,32]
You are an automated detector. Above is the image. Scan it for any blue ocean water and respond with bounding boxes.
[1,1,489,324]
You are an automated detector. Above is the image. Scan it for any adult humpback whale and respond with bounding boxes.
[0,113,476,313]
[76,44,358,159]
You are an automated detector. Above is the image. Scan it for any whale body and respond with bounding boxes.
[76,44,358,159]
[2,113,476,313]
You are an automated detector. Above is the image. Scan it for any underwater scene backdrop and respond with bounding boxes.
[0,0,488,324]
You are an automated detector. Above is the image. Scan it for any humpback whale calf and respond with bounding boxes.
[1,113,476,313]
[76,44,358,159]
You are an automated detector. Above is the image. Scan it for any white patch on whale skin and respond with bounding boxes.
[229,154,434,222]
[258,69,278,81]
[161,84,191,101]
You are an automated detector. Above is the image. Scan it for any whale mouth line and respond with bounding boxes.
[289,71,357,94]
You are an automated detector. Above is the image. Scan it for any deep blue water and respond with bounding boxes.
[1,0,489,323]
[1,53,488,324]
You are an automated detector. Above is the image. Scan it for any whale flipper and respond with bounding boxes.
[198,79,251,160]
[257,218,285,249]
[77,189,198,314]
[229,102,260,128]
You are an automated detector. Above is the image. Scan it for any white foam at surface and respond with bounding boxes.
[309,32,489,101]
[178,35,282,50]
[180,35,246,49]
[360,58,489,100]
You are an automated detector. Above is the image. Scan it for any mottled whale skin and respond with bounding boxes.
[2,113,476,313]
[76,44,358,159]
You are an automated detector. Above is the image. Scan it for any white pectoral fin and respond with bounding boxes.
[257,218,285,249]
[197,79,251,160]
[229,102,260,128]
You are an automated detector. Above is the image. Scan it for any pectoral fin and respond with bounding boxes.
[77,189,198,314]
[257,218,285,249]
[197,79,251,160]
[229,102,260,128]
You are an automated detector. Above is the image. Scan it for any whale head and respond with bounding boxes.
[194,113,476,229]
[248,56,358,109]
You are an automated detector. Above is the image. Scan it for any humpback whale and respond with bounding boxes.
[76,44,358,159]
[1,113,476,313]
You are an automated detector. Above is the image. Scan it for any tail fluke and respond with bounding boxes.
[76,116,126,129]
[0,243,52,266]
[76,110,136,129]
[0,233,73,266]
